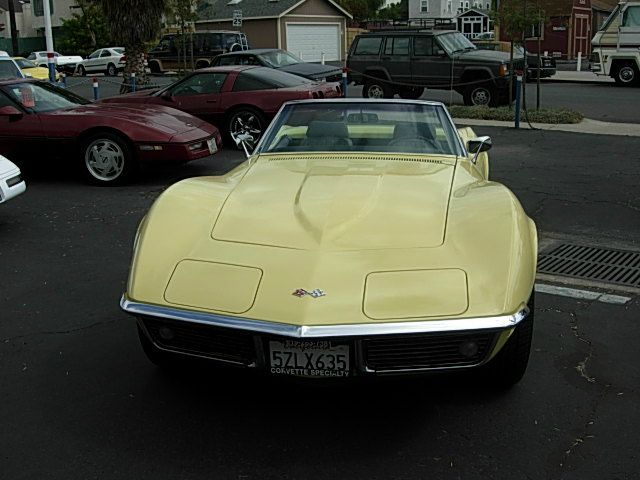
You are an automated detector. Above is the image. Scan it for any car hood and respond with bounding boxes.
[211,153,457,250]
[48,103,209,135]
[455,48,512,63]
[278,63,342,79]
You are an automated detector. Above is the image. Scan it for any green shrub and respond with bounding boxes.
[448,106,583,124]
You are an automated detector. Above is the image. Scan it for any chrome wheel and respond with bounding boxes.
[618,66,635,84]
[84,138,125,182]
[471,87,491,106]
[229,110,263,149]
[366,84,385,98]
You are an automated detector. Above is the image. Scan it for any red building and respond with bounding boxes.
[499,0,593,60]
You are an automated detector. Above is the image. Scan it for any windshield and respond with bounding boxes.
[259,50,303,68]
[14,58,37,69]
[600,4,621,31]
[437,33,476,55]
[0,60,22,79]
[2,81,88,112]
[257,102,462,156]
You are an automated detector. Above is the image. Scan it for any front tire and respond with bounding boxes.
[482,291,535,389]
[81,132,136,185]
[106,63,117,77]
[362,78,394,98]
[613,62,639,87]
[226,107,265,149]
[463,83,497,107]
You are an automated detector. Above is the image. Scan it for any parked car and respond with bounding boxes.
[100,65,342,147]
[0,51,9,57]
[148,31,249,73]
[347,30,525,106]
[0,57,24,79]
[12,57,60,81]
[0,79,222,185]
[0,154,26,204]
[212,49,343,82]
[121,98,537,388]
[27,51,84,74]
[77,47,125,76]
[473,41,557,80]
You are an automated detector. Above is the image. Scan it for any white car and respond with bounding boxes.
[0,50,9,57]
[27,51,84,74]
[77,47,125,76]
[0,57,25,79]
[0,155,26,204]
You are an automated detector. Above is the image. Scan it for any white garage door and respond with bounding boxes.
[286,23,340,62]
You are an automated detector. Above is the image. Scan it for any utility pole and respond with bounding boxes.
[7,0,19,56]
[43,0,56,82]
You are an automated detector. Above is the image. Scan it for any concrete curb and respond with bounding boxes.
[541,77,615,86]
[453,117,640,137]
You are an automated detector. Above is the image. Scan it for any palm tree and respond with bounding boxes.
[98,0,166,93]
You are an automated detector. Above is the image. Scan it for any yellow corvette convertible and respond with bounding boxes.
[121,99,537,388]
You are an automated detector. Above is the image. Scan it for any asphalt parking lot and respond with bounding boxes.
[2,127,639,479]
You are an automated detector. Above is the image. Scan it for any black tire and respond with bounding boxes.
[463,83,497,107]
[195,60,210,70]
[399,86,425,99]
[106,63,117,77]
[226,106,266,149]
[362,78,394,99]
[482,291,535,389]
[613,62,639,87]
[148,60,162,74]
[80,131,136,185]
[77,64,86,76]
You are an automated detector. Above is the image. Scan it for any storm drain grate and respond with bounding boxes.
[538,243,640,288]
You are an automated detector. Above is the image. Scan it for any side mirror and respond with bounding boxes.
[467,136,492,163]
[233,132,255,158]
[160,92,174,101]
[0,105,23,120]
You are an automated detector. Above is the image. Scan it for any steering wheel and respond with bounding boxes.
[388,136,438,150]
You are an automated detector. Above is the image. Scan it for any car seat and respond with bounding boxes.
[302,121,353,150]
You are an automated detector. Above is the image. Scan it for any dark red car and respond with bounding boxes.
[0,79,221,185]
[100,66,343,147]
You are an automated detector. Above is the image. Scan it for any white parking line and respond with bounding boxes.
[535,283,632,305]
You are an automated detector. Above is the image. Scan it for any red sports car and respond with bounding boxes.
[0,79,221,185]
[100,65,343,147]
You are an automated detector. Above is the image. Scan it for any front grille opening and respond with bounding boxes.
[363,332,495,372]
[143,317,257,365]
[538,243,640,288]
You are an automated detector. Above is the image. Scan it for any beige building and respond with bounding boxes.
[196,0,353,62]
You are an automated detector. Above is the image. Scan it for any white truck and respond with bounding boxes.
[591,1,640,86]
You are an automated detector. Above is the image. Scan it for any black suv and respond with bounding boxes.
[347,30,524,106]
[148,31,249,73]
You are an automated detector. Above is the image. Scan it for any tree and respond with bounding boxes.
[57,1,110,57]
[377,0,408,21]
[98,0,167,92]
[336,0,384,23]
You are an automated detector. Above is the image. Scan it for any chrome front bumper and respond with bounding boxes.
[120,295,528,339]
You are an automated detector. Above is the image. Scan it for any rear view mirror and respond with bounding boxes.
[467,136,492,163]
[0,105,23,120]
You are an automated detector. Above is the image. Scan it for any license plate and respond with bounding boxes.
[207,138,217,154]
[269,340,350,377]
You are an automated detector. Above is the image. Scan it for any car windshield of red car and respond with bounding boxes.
[3,81,88,113]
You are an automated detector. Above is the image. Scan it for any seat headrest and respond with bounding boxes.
[393,123,435,140]
[306,121,349,138]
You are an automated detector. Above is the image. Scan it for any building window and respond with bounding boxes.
[421,0,429,13]
[33,0,54,17]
